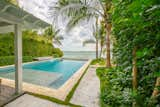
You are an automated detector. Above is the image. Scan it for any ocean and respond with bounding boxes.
[63,51,96,59]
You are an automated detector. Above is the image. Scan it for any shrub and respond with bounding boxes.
[52,48,63,57]
[96,67,133,107]
[91,58,105,65]
[0,56,33,66]
[0,32,63,58]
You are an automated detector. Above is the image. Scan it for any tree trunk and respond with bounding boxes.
[106,23,111,67]
[152,77,160,98]
[99,41,103,58]
[96,39,98,59]
[132,47,138,90]
[132,47,138,107]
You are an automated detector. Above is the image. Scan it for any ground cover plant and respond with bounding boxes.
[91,58,106,66]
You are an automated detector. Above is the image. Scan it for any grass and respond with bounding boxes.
[27,65,90,107]
[28,92,82,107]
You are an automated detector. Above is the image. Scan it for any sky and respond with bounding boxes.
[18,0,96,51]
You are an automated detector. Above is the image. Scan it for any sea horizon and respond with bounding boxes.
[63,51,97,59]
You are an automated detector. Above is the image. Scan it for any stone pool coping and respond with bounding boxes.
[0,59,91,100]
[0,58,60,69]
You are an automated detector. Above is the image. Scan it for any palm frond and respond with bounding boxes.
[54,29,60,37]
[50,0,104,29]
[53,39,62,46]
[66,13,97,31]
[83,39,96,46]
[55,36,64,40]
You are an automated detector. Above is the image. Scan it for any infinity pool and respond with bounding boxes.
[0,59,86,89]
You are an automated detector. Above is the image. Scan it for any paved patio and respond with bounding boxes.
[3,67,100,107]
[71,67,100,107]
[0,85,16,106]
[4,94,67,107]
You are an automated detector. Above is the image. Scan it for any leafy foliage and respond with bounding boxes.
[0,56,33,66]
[0,30,63,66]
[52,48,63,57]
[6,0,18,6]
[97,67,132,107]
[91,58,105,65]
[44,26,63,46]
[96,0,160,106]
[53,0,112,67]
[111,0,160,106]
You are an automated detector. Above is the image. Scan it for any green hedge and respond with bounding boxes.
[52,48,63,57]
[0,34,54,56]
[0,56,33,66]
[0,32,63,66]
[0,32,63,58]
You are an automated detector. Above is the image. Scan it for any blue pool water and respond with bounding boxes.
[0,59,86,88]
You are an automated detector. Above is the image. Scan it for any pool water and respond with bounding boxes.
[0,59,86,89]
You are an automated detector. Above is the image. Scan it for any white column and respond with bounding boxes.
[14,24,23,94]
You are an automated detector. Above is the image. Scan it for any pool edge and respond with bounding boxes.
[0,59,91,101]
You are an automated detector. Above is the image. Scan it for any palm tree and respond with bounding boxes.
[99,21,106,58]
[44,26,64,46]
[83,20,106,59]
[52,0,112,67]
[83,17,106,59]
[7,0,19,5]
[83,26,99,59]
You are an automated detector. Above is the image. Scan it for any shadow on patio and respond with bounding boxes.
[0,84,17,106]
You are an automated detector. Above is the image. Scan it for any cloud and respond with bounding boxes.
[19,0,96,51]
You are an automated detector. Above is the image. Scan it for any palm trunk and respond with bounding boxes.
[96,39,98,59]
[132,47,138,90]
[99,41,103,58]
[106,23,111,67]
[152,77,160,98]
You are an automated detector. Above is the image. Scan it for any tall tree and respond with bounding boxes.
[52,0,112,67]
[112,0,160,105]
[99,21,106,58]
[44,26,63,46]
[83,17,99,59]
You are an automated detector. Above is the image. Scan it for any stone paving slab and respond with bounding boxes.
[4,94,68,107]
[0,85,15,106]
[70,67,100,107]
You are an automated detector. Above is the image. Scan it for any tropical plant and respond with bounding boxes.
[91,58,105,65]
[83,18,99,59]
[7,0,18,5]
[111,0,160,106]
[52,0,112,67]
[97,67,132,107]
[0,31,63,60]
[83,21,106,59]
[44,26,64,46]
[99,21,106,58]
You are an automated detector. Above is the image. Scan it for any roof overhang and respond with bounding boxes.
[0,0,50,33]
